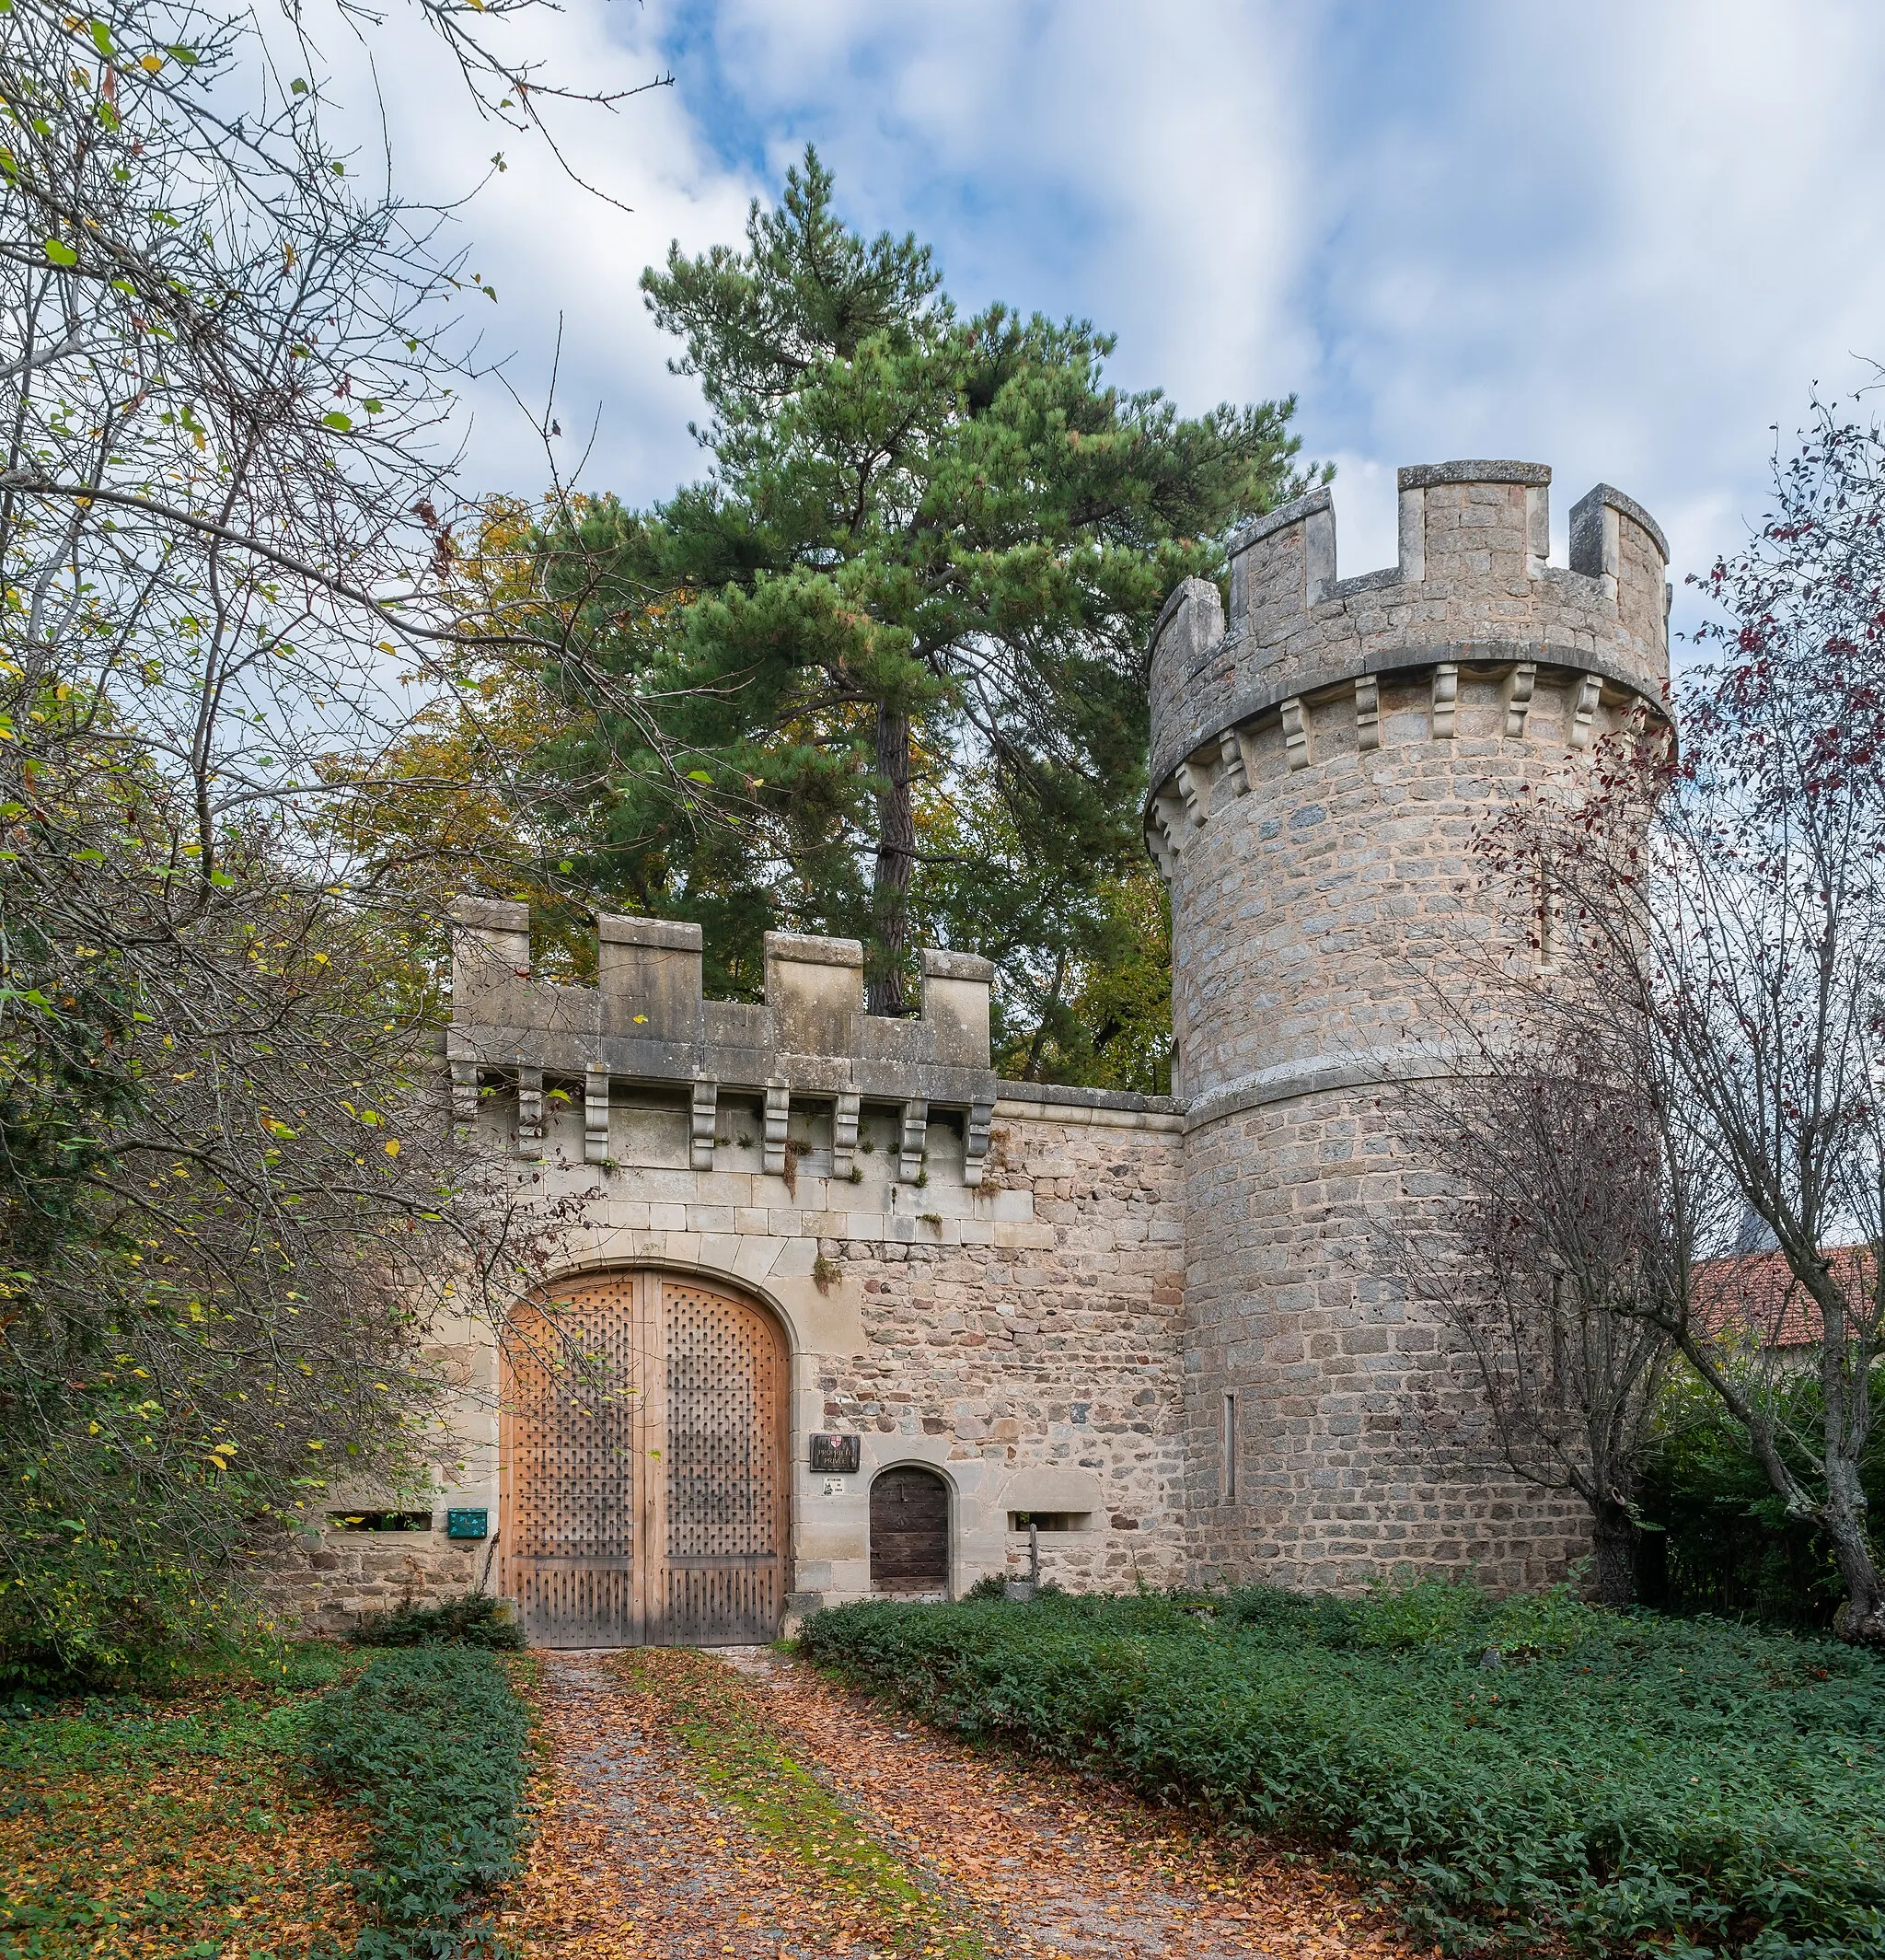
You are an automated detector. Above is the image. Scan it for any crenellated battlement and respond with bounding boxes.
[1146,459,1671,835]
[446,899,998,1182]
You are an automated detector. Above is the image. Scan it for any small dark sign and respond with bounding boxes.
[809,1433,861,1475]
[445,1507,489,1540]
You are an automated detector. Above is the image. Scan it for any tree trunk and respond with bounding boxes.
[867,701,916,1017]
[1590,1498,1638,1609]
[1822,1454,1885,1644]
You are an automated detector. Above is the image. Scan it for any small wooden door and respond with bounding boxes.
[870,1466,951,1594]
[503,1270,788,1647]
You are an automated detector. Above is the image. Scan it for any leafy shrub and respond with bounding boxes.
[350,1593,524,1650]
[1636,1365,1885,1629]
[305,1646,531,1959]
[801,1583,1885,1958]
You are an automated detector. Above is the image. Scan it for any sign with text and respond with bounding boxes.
[808,1432,861,1475]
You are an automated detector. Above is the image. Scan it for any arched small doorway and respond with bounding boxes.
[870,1466,951,1594]
[502,1270,788,1648]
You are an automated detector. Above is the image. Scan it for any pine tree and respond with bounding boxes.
[542,149,1316,1023]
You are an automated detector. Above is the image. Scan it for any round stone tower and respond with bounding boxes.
[1147,461,1671,1589]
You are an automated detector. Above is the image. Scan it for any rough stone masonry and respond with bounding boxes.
[269,459,1671,1632]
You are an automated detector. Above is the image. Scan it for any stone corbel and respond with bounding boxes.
[689,1079,718,1172]
[1432,663,1459,739]
[1505,661,1537,738]
[1149,792,1186,866]
[832,1089,861,1178]
[449,1059,480,1142]
[963,1098,994,1189]
[1144,818,1175,880]
[584,1061,610,1165]
[515,1066,544,1162]
[1280,696,1310,771]
[763,1080,790,1177]
[1217,726,1249,795]
[1355,673,1380,752]
[1569,671,1602,749]
[1174,759,1208,827]
[898,1100,929,1183]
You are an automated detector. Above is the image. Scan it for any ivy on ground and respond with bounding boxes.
[306,1644,533,1960]
[0,1643,361,1959]
[800,1582,1885,1959]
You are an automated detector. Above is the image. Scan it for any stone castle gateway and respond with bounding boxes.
[276,460,1672,1645]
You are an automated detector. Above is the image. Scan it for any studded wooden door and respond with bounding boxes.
[663,1280,789,1643]
[503,1271,642,1647]
[502,1271,788,1647]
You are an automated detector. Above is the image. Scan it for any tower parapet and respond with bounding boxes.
[1149,460,1668,835]
[447,900,998,1184]
[1150,459,1670,1592]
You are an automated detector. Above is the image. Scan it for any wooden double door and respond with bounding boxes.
[502,1270,789,1648]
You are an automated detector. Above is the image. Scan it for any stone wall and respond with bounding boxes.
[808,1086,1187,1596]
[258,1526,481,1637]
[265,904,1188,1629]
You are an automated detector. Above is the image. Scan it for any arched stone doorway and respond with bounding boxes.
[501,1270,789,1647]
[870,1465,951,1594]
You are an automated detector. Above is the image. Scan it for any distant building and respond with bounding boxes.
[1694,1246,1879,1352]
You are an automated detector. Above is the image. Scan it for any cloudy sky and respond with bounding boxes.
[342,0,1885,642]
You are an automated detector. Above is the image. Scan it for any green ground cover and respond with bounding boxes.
[1,1630,535,1960]
[799,1583,1885,1959]
[306,1644,535,1960]
[0,1643,362,1958]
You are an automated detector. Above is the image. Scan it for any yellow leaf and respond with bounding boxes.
[383,1138,400,1157]
[140,52,164,72]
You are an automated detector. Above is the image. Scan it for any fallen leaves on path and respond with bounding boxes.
[739,1645,1413,1960]
[505,1645,1414,1960]
[506,1648,939,1957]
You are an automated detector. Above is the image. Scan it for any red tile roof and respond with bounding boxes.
[1694,1246,1879,1349]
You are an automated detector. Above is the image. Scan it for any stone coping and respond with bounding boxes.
[1398,458,1552,489]
[993,1080,1184,1128]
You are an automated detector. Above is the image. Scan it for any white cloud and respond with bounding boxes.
[301,0,1885,637]
[294,0,759,508]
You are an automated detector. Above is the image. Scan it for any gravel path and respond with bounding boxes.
[505,1647,1410,1960]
